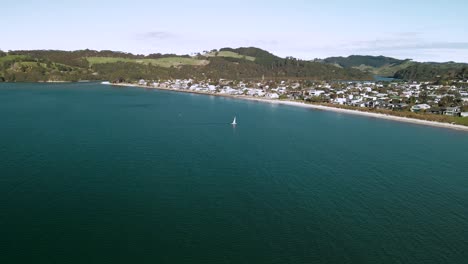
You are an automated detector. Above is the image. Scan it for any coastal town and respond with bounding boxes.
[110,78,468,119]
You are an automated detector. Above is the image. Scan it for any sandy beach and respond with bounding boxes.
[109,83,468,132]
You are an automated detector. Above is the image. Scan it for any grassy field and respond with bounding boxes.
[16,62,41,66]
[0,55,28,63]
[353,61,417,77]
[205,51,256,61]
[86,57,209,68]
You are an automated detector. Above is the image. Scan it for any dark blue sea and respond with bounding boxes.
[1,83,467,263]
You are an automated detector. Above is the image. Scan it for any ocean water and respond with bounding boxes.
[374,75,399,82]
[1,82,468,264]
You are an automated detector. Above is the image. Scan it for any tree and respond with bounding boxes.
[438,96,455,107]
[406,96,417,105]
[419,91,428,103]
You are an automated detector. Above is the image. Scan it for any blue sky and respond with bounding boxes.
[2,0,468,62]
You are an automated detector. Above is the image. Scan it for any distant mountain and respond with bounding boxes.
[220,47,280,59]
[323,55,468,81]
[0,48,372,82]
[2,48,466,83]
[323,55,415,77]
[324,55,407,68]
[393,62,468,81]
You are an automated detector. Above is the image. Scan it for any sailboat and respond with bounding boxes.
[231,116,237,125]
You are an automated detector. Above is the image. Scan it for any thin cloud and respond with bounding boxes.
[354,41,468,52]
[137,31,177,40]
[381,42,468,51]
[347,33,468,52]
[393,31,421,37]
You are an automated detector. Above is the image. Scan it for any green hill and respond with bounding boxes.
[323,55,415,77]
[324,55,407,68]
[323,55,468,80]
[204,50,255,61]
[393,62,468,81]
[86,56,209,67]
[0,48,372,82]
[2,48,467,82]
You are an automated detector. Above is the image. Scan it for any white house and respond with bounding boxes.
[208,85,217,92]
[310,90,325,96]
[334,98,347,105]
[268,93,279,99]
[256,90,266,97]
[189,84,199,90]
[411,104,431,112]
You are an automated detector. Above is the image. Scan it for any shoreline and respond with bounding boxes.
[109,83,468,132]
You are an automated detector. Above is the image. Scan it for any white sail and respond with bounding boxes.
[231,116,237,125]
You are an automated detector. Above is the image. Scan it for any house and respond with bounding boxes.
[291,83,301,89]
[256,90,266,97]
[365,100,379,108]
[310,90,325,97]
[289,91,303,100]
[208,85,217,92]
[411,104,431,112]
[277,87,287,94]
[334,98,347,105]
[219,86,239,95]
[445,107,461,117]
[426,107,444,115]
[393,103,409,110]
[268,93,279,99]
[351,101,366,107]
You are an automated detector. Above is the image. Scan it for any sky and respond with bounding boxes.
[2,0,468,62]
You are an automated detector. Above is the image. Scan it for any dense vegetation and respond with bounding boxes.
[324,55,408,68]
[393,63,468,81]
[322,55,414,77]
[1,47,467,82]
[322,55,468,81]
[0,48,372,82]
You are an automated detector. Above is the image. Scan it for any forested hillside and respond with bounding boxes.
[1,48,466,82]
[393,63,468,81]
[0,48,371,82]
[323,55,468,80]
